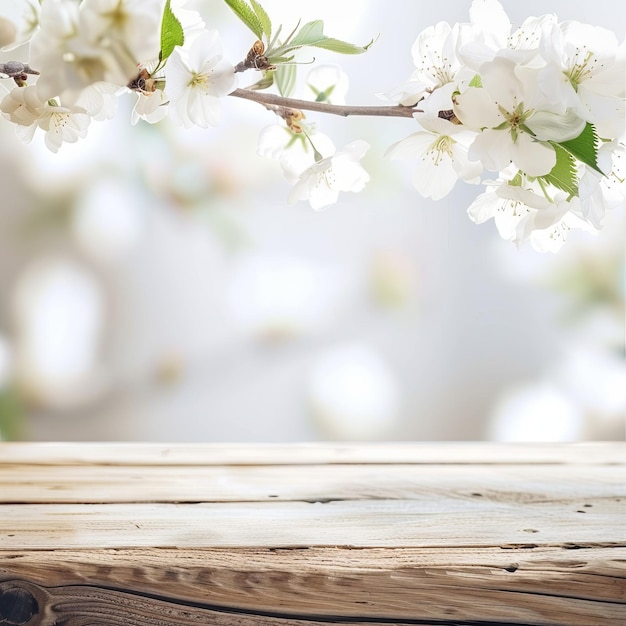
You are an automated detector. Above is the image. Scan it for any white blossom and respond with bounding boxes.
[79,0,163,79]
[529,210,595,253]
[1,0,40,51]
[75,82,119,121]
[386,117,481,200]
[0,16,17,49]
[29,0,163,104]
[0,85,90,152]
[165,29,236,129]
[467,172,594,251]
[539,21,626,138]
[461,0,557,69]
[125,1,204,126]
[28,0,84,101]
[307,65,349,105]
[454,57,585,176]
[171,0,206,44]
[576,142,626,228]
[383,21,469,106]
[386,84,482,200]
[0,83,42,126]
[288,140,370,210]
[131,87,168,125]
[257,124,335,182]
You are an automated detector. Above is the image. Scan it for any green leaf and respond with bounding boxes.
[268,23,283,50]
[249,0,271,40]
[311,37,372,54]
[272,20,372,56]
[274,63,296,97]
[314,85,335,102]
[509,170,523,186]
[246,71,274,91]
[266,55,295,65]
[159,0,184,63]
[542,143,578,198]
[468,74,482,88]
[289,20,325,48]
[0,387,24,441]
[223,0,264,39]
[558,122,604,175]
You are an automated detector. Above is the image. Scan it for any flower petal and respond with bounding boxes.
[510,133,556,176]
[411,149,458,200]
[527,108,585,142]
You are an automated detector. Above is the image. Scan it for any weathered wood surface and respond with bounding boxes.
[0,443,624,626]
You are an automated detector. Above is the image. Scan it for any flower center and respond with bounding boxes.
[104,0,128,30]
[565,49,601,91]
[417,41,456,87]
[431,135,453,165]
[189,72,211,90]
[497,102,533,141]
[316,166,336,190]
[500,198,531,218]
[51,112,71,131]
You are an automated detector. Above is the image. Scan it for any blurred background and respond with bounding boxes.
[0,0,623,442]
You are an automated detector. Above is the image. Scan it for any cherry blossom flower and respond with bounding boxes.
[386,117,481,201]
[0,0,40,51]
[0,16,17,49]
[539,21,626,138]
[307,65,349,105]
[288,140,370,210]
[0,83,41,126]
[257,124,335,182]
[385,84,482,200]
[529,210,594,253]
[170,0,206,45]
[461,0,557,68]
[0,85,90,152]
[131,87,168,125]
[28,0,84,101]
[165,29,236,129]
[127,1,204,126]
[467,170,593,252]
[29,0,163,104]
[576,142,626,228]
[454,57,585,176]
[75,82,119,121]
[384,21,470,106]
[79,0,163,80]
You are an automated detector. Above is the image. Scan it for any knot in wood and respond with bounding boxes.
[0,585,39,625]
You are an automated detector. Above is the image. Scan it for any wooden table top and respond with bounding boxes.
[0,442,624,625]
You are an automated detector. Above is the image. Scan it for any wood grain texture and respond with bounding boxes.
[0,443,624,626]
[1,441,623,465]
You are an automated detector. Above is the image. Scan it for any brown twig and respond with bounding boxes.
[228,88,420,118]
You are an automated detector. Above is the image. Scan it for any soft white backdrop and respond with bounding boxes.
[0,0,624,441]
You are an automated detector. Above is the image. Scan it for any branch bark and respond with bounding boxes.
[228,88,420,119]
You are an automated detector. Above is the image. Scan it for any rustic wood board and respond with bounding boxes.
[0,441,622,465]
[0,443,624,626]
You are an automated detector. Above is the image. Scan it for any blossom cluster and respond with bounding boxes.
[0,0,624,252]
[0,0,236,151]
[384,0,626,251]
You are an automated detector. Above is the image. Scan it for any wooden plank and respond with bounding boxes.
[0,463,623,503]
[0,443,624,625]
[1,547,625,625]
[0,441,623,465]
[1,498,624,550]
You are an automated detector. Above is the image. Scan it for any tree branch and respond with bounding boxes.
[228,88,420,119]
